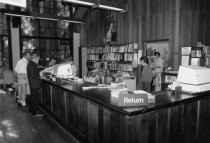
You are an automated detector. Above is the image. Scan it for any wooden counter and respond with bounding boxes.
[40,79,210,143]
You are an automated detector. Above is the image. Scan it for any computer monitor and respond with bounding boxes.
[52,63,72,76]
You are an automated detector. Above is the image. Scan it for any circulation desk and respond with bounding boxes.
[40,79,210,143]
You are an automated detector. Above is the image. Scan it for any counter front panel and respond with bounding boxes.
[40,79,210,143]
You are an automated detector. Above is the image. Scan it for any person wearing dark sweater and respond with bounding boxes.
[140,57,153,92]
[27,53,41,115]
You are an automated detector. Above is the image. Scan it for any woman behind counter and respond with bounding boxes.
[140,57,153,92]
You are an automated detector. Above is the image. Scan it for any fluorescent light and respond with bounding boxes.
[63,0,95,6]
[5,13,59,21]
[98,4,124,11]
[35,17,59,21]
[4,13,84,24]
[4,13,33,18]
[62,20,84,24]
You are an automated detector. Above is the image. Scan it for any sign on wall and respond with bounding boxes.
[0,0,26,8]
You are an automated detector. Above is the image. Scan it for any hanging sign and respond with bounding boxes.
[0,0,26,8]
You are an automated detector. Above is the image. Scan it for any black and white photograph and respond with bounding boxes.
[0,0,210,143]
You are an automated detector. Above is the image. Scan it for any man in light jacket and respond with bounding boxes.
[14,51,31,107]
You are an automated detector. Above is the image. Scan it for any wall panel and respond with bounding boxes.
[80,0,210,70]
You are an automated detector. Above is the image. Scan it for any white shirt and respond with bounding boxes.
[14,57,28,74]
[154,57,164,73]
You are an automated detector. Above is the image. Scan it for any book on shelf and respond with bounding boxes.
[104,45,110,53]
[196,50,202,57]
[124,44,128,52]
[181,56,190,66]
[110,46,118,52]
[181,47,191,55]
[191,58,200,66]
[204,46,210,54]
[119,45,125,53]
[124,53,133,61]
[95,47,99,53]
[133,43,138,49]
[128,44,133,52]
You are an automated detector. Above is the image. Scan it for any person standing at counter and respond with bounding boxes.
[154,52,164,91]
[27,53,41,116]
[154,52,164,73]
[14,51,31,107]
[140,57,153,92]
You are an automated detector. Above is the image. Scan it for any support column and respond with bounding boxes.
[10,17,20,70]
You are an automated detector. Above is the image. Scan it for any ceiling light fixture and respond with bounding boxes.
[35,16,59,21]
[62,19,84,24]
[4,13,84,24]
[4,13,33,18]
[62,0,95,6]
[95,0,126,12]
[98,4,124,11]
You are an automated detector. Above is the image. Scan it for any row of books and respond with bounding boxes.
[191,50,202,58]
[87,53,133,61]
[87,43,138,54]
[181,56,204,66]
[181,45,209,67]
[182,46,210,56]
[87,54,100,61]
[101,53,133,61]
[89,62,133,72]
[165,75,177,83]
[107,63,133,71]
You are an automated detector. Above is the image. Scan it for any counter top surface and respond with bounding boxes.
[42,79,210,116]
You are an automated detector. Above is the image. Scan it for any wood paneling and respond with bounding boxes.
[40,80,210,143]
[79,0,210,70]
[169,105,184,143]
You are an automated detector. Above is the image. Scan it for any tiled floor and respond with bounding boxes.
[0,92,67,143]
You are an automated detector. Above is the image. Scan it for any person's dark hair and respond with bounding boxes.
[32,53,40,58]
[22,51,31,57]
[154,52,160,57]
[140,57,149,65]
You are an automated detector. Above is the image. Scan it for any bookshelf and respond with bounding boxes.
[181,43,209,67]
[86,43,138,78]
